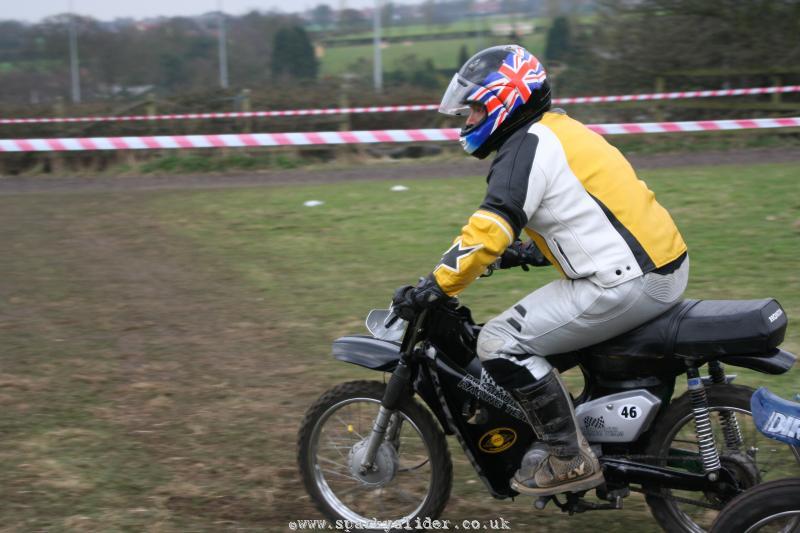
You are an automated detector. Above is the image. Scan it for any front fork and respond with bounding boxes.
[686,361,744,481]
[359,361,412,473]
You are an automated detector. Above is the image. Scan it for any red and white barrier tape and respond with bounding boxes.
[2,86,799,125]
[1,117,798,152]
[589,117,800,135]
[0,104,441,124]
[556,85,800,104]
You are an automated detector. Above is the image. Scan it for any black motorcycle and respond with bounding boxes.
[298,296,798,532]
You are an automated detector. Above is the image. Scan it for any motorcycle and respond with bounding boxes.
[709,388,800,533]
[298,293,798,532]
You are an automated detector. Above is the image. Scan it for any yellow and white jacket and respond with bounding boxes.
[433,110,688,296]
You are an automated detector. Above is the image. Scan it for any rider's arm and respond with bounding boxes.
[432,130,546,296]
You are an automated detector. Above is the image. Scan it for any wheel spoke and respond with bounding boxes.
[323,438,358,447]
[318,455,350,470]
[392,487,421,505]
[321,437,352,460]
[325,445,349,461]
[336,483,370,498]
[321,467,361,482]
[302,389,442,524]
[335,414,365,440]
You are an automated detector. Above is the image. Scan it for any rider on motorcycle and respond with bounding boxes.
[392,44,690,497]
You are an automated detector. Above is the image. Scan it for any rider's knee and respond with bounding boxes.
[477,319,510,362]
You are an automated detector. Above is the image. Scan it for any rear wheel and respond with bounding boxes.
[297,380,452,530]
[644,384,800,532]
[710,478,800,533]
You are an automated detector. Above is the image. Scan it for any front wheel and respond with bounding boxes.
[297,380,452,529]
[644,384,800,533]
[709,478,800,533]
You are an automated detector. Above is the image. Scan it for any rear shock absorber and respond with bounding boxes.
[708,361,744,451]
[687,366,722,479]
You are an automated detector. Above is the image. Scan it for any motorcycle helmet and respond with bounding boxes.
[439,45,551,159]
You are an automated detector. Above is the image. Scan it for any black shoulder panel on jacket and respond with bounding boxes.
[479,125,538,237]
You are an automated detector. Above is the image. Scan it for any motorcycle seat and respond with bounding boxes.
[587,298,788,360]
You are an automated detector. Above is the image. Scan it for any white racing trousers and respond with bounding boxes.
[477,258,690,380]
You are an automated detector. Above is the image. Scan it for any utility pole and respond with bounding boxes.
[68,0,81,103]
[372,0,382,92]
[218,0,229,89]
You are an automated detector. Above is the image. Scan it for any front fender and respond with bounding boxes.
[332,335,400,372]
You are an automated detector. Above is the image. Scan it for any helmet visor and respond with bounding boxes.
[439,73,483,116]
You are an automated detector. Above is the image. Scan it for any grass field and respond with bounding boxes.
[319,16,543,42]
[1,160,799,531]
[318,34,546,76]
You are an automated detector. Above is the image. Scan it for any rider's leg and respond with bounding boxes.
[478,260,689,495]
[482,356,603,495]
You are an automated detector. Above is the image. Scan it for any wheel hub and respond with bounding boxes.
[348,440,399,487]
[704,452,761,504]
[721,452,761,490]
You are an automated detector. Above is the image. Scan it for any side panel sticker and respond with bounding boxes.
[479,427,517,454]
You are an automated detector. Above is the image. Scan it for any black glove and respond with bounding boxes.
[391,274,447,322]
[498,240,550,271]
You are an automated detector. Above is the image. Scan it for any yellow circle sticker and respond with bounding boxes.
[478,427,517,454]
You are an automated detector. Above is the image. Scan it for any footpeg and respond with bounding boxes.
[534,496,551,510]
[549,492,623,515]
[596,484,630,502]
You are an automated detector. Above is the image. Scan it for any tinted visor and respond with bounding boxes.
[438,73,483,116]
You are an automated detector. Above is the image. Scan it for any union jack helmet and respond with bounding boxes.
[439,45,551,159]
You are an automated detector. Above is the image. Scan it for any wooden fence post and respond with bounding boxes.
[50,96,67,174]
[771,75,782,105]
[145,93,157,117]
[653,76,666,122]
[241,88,252,133]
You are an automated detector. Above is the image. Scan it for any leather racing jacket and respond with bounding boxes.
[432,110,688,296]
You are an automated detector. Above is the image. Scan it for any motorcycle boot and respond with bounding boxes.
[510,370,603,496]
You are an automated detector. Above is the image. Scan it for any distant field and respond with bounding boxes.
[316,14,596,43]
[1,160,798,530]
[319,34,547,75]
[319,15,551,43]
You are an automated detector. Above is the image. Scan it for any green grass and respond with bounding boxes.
[319,34,546,75]
[138,152,302,174]
[321,16,551,43]
[317,14,597,43]
[1,160,798,530]
[150,161,800,356]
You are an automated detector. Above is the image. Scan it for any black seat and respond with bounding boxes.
[588,298,788,360]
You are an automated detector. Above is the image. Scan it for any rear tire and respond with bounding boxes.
[644,384,754,532]
[709,478,800,532]
[297,380,452,529]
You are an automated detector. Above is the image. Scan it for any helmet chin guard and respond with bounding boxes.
[439,45,551,158]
